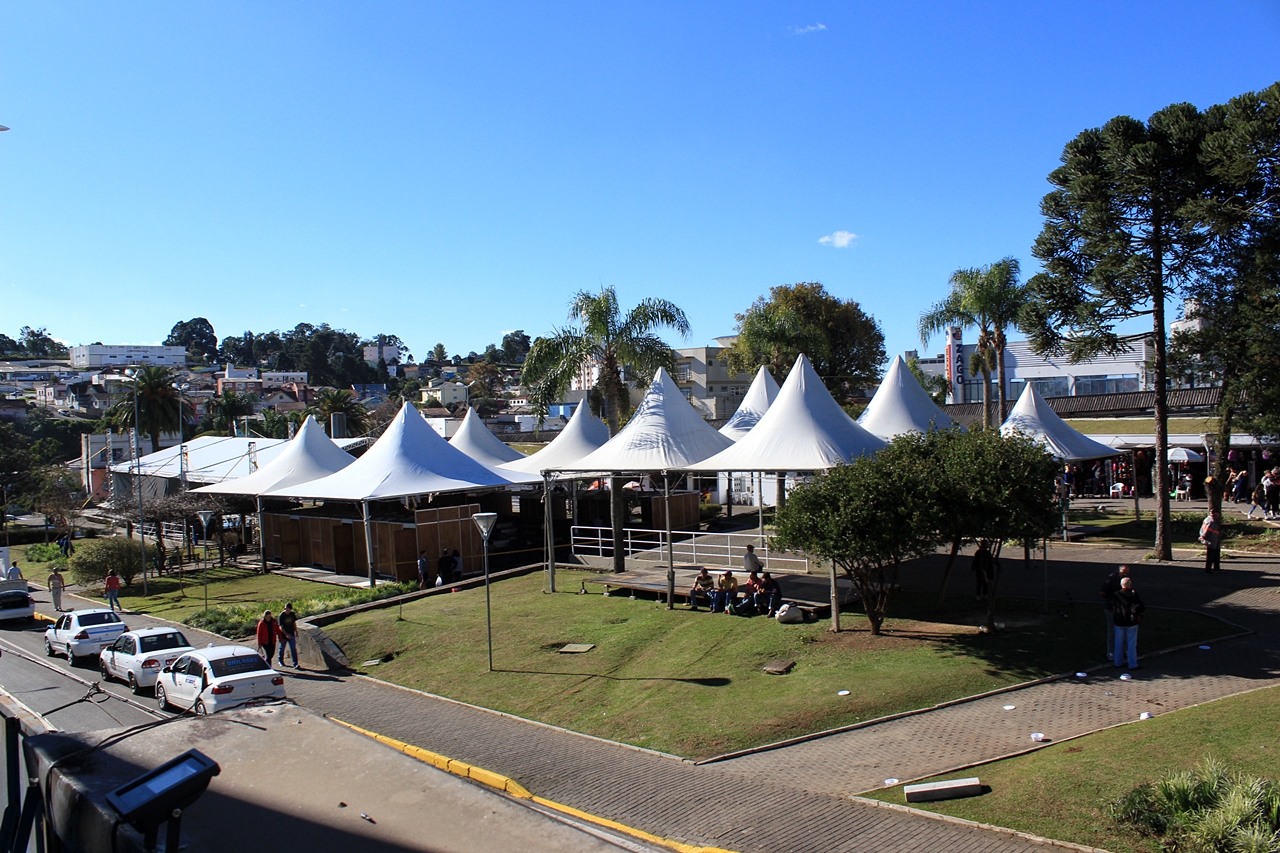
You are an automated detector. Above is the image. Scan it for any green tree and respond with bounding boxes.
[107,366,192,453]
[467,361,503,397]
[521,286,690,434]
[165,318,218,363]
[308,388,370,436]
[774,434,944,634]
[68,537,159,588]
[1023,101,1214,561]
[907,357,951,405]
[919,258,1025,427]
[206,390,259,436]
[17,326,69,359]
[431,343,448,363]
[502,330,531,363]
[727,283,885,400]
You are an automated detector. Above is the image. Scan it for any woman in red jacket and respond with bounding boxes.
[256,610,281,662]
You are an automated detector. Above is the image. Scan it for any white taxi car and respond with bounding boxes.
[154,645,286,715]
[99,628,196,693]
[44,609,128,664]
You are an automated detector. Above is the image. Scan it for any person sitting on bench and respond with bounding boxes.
[714,570,739,614]
[688,568,715,610]
[755,572,782,617]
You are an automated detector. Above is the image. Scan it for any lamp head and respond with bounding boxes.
[472,512,498,541]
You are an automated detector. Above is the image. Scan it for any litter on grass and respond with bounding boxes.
[1139,712,1153,720]
[884,778,899,786]
[837,690,851,696]
[1002,705,1016,711]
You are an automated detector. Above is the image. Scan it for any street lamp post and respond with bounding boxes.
[196,510,215,612]
[472,512,498,672]
[125,370,150,596]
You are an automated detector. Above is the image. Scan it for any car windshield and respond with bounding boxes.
[209,655,271,678]
[78,612,122,627]
[139,632,190,653]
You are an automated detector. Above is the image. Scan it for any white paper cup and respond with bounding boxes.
[1030,732,1045,742]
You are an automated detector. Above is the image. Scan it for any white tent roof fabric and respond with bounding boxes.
[857,355,959,440]
[1000,383,1118,461]
[265,403,516,501]
[192,416,356,496]
[109,433,365,485]
[556,368,734,472]
[687,354,886,472]
[449,408,526,467]
[719,367,781,441]
[499,401,610,475]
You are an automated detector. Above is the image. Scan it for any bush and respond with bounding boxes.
[67,538,159,588]
[181,581,417,639]
[24,543,65,563]
[699,502,722,521]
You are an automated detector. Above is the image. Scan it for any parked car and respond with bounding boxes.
[99,628,195,693]
[44,609,128,664]
[154,645,286,715]
[0,579,35,623]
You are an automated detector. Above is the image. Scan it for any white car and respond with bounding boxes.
[154,645,286,715]
[44,609,128,664]
[0,579,35,623]
[99,628,195,693]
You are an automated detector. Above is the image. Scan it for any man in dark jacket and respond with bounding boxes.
[277,602,300,668]
[1100,564,1129,660]
[1112,577,1145,670]
[437,550,455,586]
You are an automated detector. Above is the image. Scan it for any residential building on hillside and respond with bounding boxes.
[423,379,469,406]
[673,346,754,420]
[70,344,186,368]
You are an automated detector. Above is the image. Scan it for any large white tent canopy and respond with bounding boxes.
[687,354,885,472]
[192,416,356,496]
[265,403,515,501]
[858,355,959,440]
[499,401,610,475]
[450,407,526,467]
[109,433,365,485]
[1000,383,1118,461]
[556,368,733,472]
[719,367,780,441]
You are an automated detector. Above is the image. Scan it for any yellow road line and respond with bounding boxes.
[329,717,736,853]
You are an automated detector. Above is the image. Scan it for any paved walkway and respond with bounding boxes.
[35,541,1280,853]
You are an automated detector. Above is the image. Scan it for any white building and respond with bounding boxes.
[70,345,187,369]
[673,346,754,420]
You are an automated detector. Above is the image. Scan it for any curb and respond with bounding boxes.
[327,717,736,853]
[849,796,1115,853]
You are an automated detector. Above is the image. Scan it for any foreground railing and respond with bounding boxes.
[569,526,810,573]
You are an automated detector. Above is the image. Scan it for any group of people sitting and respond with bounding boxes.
[688,550,783,617]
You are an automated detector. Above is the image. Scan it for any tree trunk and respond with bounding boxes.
[981,364,993,429]
[935,538,961,608]
[984,540,1003,631]
[1151,271,1173,561]
[996,343,1008,422]
[1211,383,1234,516]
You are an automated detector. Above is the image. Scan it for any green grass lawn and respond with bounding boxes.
[1069,508,1280,552]
[864,685,1280,853]
[321,570,1230,760]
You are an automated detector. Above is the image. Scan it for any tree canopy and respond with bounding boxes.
[165,318,218,363]
[106,366,193,453]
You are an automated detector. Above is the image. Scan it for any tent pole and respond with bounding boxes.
[257,496,266,575]
[829,558,840,632]
[1132,450,1141,523]
[664,472,675,609]
[544,471,555,592]
[758,473,765,544]
[725,471,733,518]
[362,500,376,588]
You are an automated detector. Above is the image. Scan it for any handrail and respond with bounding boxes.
[569,525,809,573]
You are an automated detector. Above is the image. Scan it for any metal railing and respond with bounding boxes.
[1,691,52,853]
[569,526,810,573]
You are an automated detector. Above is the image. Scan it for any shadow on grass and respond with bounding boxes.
[494,668,731,687]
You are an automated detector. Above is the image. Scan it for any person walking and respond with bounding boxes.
[104,568,121,612]
[437,549,455,586]
[48,566,66,612]
[1247,481,1267,519]
[256,610,281,663]
[1099,564,1129,660]
[1112,577,1145,670]
[1266,469,1280,519]
[1200,509,1223,574]
[417,551,430,590]
[277,602,300,667]
[971,542,993,600]
[743,543,763,574]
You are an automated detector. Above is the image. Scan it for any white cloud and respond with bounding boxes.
[818,230,857,248]
[790,23,826,35]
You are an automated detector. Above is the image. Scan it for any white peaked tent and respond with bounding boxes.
[193,416,356,496]
[719,367,781,441]
[857,355,959,440]
[450,407,526,467]
[688,354,886,473]
[558,368,734,473]
[499,401,610,475]
[1000,383,1117,461]
[265,402,514,502]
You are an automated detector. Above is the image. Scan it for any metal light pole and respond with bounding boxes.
[472,512,498,672]
[125,370,149,596]
[197,510,215,612]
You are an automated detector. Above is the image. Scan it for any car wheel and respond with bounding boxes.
[194,700,208,716]
[128,672,140,694]
[44,638,54,657]
[99,659,110,681]
[155,684,170,712]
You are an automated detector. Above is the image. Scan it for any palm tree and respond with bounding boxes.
[107,366,192,453]
[919,257,1026,428]
[207,390,260,436]
[308,388,370,436]
[521,287,690,434]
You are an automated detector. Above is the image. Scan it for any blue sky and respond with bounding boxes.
[2,2,1277,369]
